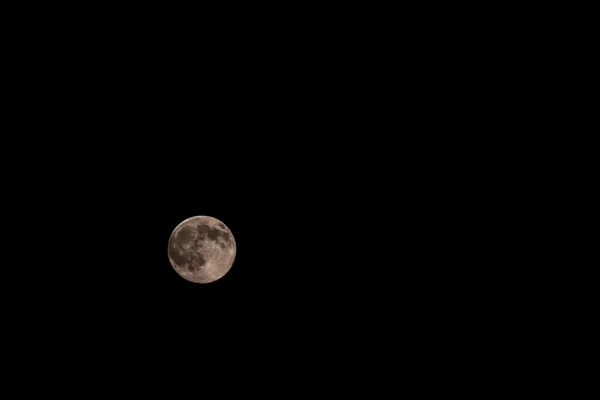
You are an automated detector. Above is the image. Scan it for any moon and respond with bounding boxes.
[168,216,236,284]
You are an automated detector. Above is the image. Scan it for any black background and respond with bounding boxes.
[2,5,541,392]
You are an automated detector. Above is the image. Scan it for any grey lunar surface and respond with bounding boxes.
[168,216,236,283]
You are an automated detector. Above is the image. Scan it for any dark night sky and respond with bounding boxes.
[2,8,532,391]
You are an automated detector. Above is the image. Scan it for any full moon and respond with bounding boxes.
[168,216,236,284]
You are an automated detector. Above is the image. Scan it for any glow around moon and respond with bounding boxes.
[168,216,236,284]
